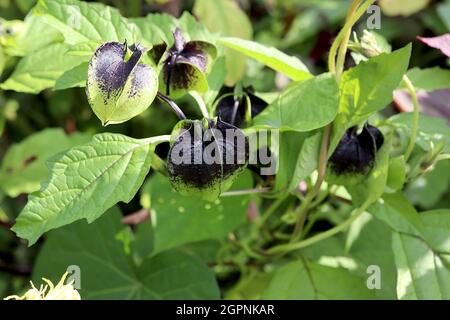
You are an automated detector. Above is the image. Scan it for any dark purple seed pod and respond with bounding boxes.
[150,28,217,98]
[214,86,268,128]
[86,41,158,125]
[167,118,249,201]
[329,124,384,175]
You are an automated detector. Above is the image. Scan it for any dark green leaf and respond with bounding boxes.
[33,0,139,45]
[0,43,85,93]
[405,67,450,91]
[369,192,425,236]
[392,232,450,299]
[0,129,90,197]
[33,208,220,299]
[331,45,411,149]
[12,133,162,245]
[420,209,450,254]
[193,0,252,85]
[346,212,397,299]
[405,161,450,209]
[219,37,312,81]
[386,156,406,192]
[389,112,450,153]
[252,73,339,132]
[140,171,252,253]
[275,130,321,190]
[263,258,375,299]
[54,62,88,90]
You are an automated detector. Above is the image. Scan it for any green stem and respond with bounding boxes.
[238,241,266,260]
[290,117,331,242]
[142,134,171,145]
[221,187,271,197]
[190,91,210,118]
[290,191,315,242]
[335,0,362,82]
[150,153,168,176]
[268,199,371,255]
[291,0,375,243]
[402,75,420,162]
[259,193,290,226]
[328,0,377,75]
[241,194,291,253]
[301,216,318,239]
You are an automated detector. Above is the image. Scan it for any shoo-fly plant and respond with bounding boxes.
[214,86,268,128]
[327,124,384,186]
[4,272,80,300]
[1,0,449,301]
[86,41,158,125]
[167,118,249,201]
[151,28,217,98]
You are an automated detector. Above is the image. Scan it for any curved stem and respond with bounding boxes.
[402,75,420,162]
[328,0,377,74]
[269,199,371,255]
[190,91,210,118]
[142,134,171,145]
[290,111,332,242]
[259,193,290,226]
[335,0,362,82]
[157,92,187,120]
[291,187,316,242]
[239,242,267,260]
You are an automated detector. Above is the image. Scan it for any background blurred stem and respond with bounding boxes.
[270,199,372,255]
[402,75,420,162]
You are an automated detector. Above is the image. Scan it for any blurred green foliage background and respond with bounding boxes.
[0,0,448,298]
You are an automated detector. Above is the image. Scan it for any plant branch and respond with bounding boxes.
[402,75,420,162]
[142,134,171,145]
[328,0,377,75]
[150,152,169,176]
[290,111,332,242]
[269,199,371,255]
[258,193,290,226]
[221,187,271,197]
[335,0,362,82]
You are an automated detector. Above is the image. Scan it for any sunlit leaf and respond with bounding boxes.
[12,133,161,245]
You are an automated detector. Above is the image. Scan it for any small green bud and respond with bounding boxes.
[349,30,391,63]
[86,42,158,126]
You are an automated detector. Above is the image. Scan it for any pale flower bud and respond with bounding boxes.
[3,272,81,300]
